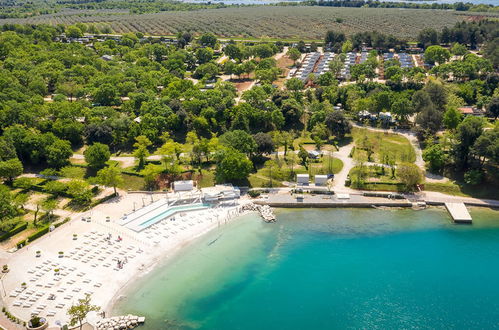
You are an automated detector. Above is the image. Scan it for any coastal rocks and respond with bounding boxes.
[95,315,145,330]
[242,203,276,222]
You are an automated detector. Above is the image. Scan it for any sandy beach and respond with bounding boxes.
[1,192,249,327]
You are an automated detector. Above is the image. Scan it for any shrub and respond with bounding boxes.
[43,180,68,196]
[0,222,27,241]
[248,190,261,198]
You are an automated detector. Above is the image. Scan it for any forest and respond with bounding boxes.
[0,19,497,243]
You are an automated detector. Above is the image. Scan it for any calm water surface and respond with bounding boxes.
[113,207,499,329]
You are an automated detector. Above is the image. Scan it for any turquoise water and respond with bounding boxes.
[113,207,499,329]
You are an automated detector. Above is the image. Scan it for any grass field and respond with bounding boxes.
[351,127,416,164]
[424,182,499,200]
[1,6,494,39]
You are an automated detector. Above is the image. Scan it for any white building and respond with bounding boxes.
[297,174,309,185]
[173,180,194,192]
[314,175,328,186]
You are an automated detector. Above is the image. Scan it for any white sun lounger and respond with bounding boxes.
[46,310,56,317]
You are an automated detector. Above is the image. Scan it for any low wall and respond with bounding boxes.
[255,201,413,208]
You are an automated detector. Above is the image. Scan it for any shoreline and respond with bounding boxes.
[104,208,255,316]
[1,192,253,327]
[2,190,498,328]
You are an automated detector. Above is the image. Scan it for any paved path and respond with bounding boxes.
[330,143,356,193]
[71,154,161,168]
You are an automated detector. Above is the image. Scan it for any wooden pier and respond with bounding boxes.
[445,202,472,223]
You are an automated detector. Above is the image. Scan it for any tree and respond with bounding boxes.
[67,180,93,205]
[133,135,152,169]
[193,63,219,80]
[84,123,113,145]
[391,97,413,122]
[443,107,462,130]
[0,158,23,184]
[424,80,447,110]
[224,44,243,61]
[416,106,442,133]
[273,131,294,156]
[199,33,217,48]
[298,146,308,167]
[325,111,351,139]
[471,127,499,167]
[328,59,343,77]
[196,47,214,64]
[424,46,451,65]
[84,143,110,169]
[285,78,304,92]
[66,26,83,38]
[487,97,499,119]
[417,28,438,48]
[92,83,119,106]
[219,130,257,157]
[141,164,162,190]
[423,144,446,173]
[253,132,275,156]
[397,163,423,191]
[43,180,68,196]
[46,139,72,169]
[96,166,123,195]
[341,40,353,53]
[215,148,252,183]
[287,48,301,65]
[13,192,29,211]
[158,140,182,176]
[451,43,468,56]
[42,198,57,222]
[0,185,16,222]
[67,293,100,330]
[453,116,485,169]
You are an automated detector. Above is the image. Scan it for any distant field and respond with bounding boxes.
[1,6,496,40]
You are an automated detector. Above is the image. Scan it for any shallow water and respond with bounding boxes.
[113,207,499,329]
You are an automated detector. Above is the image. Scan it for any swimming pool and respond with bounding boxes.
[125,203,209,232]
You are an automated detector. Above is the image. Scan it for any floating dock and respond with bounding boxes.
[445,202,472,223]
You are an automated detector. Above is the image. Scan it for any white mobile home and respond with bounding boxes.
[297,174,309,185]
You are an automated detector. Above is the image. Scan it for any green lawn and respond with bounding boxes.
[348,164,404,191]
[248,174,284,188]
[351,127,416,164]
[117,174,146,191]
[193,169,215,188]
[424,181,499,200]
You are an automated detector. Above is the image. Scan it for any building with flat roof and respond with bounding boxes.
[297,174,309,185]
[173,180,194,192]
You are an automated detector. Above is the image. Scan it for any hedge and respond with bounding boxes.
[91,193,117,207]
[28,225,51,242]
[16,217,71,249]
[0,222,27,242]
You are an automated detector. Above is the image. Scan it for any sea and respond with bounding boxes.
[113,207,499,329]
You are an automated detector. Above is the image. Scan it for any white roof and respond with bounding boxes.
[297,174,309,178]
[315,175,328,179]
